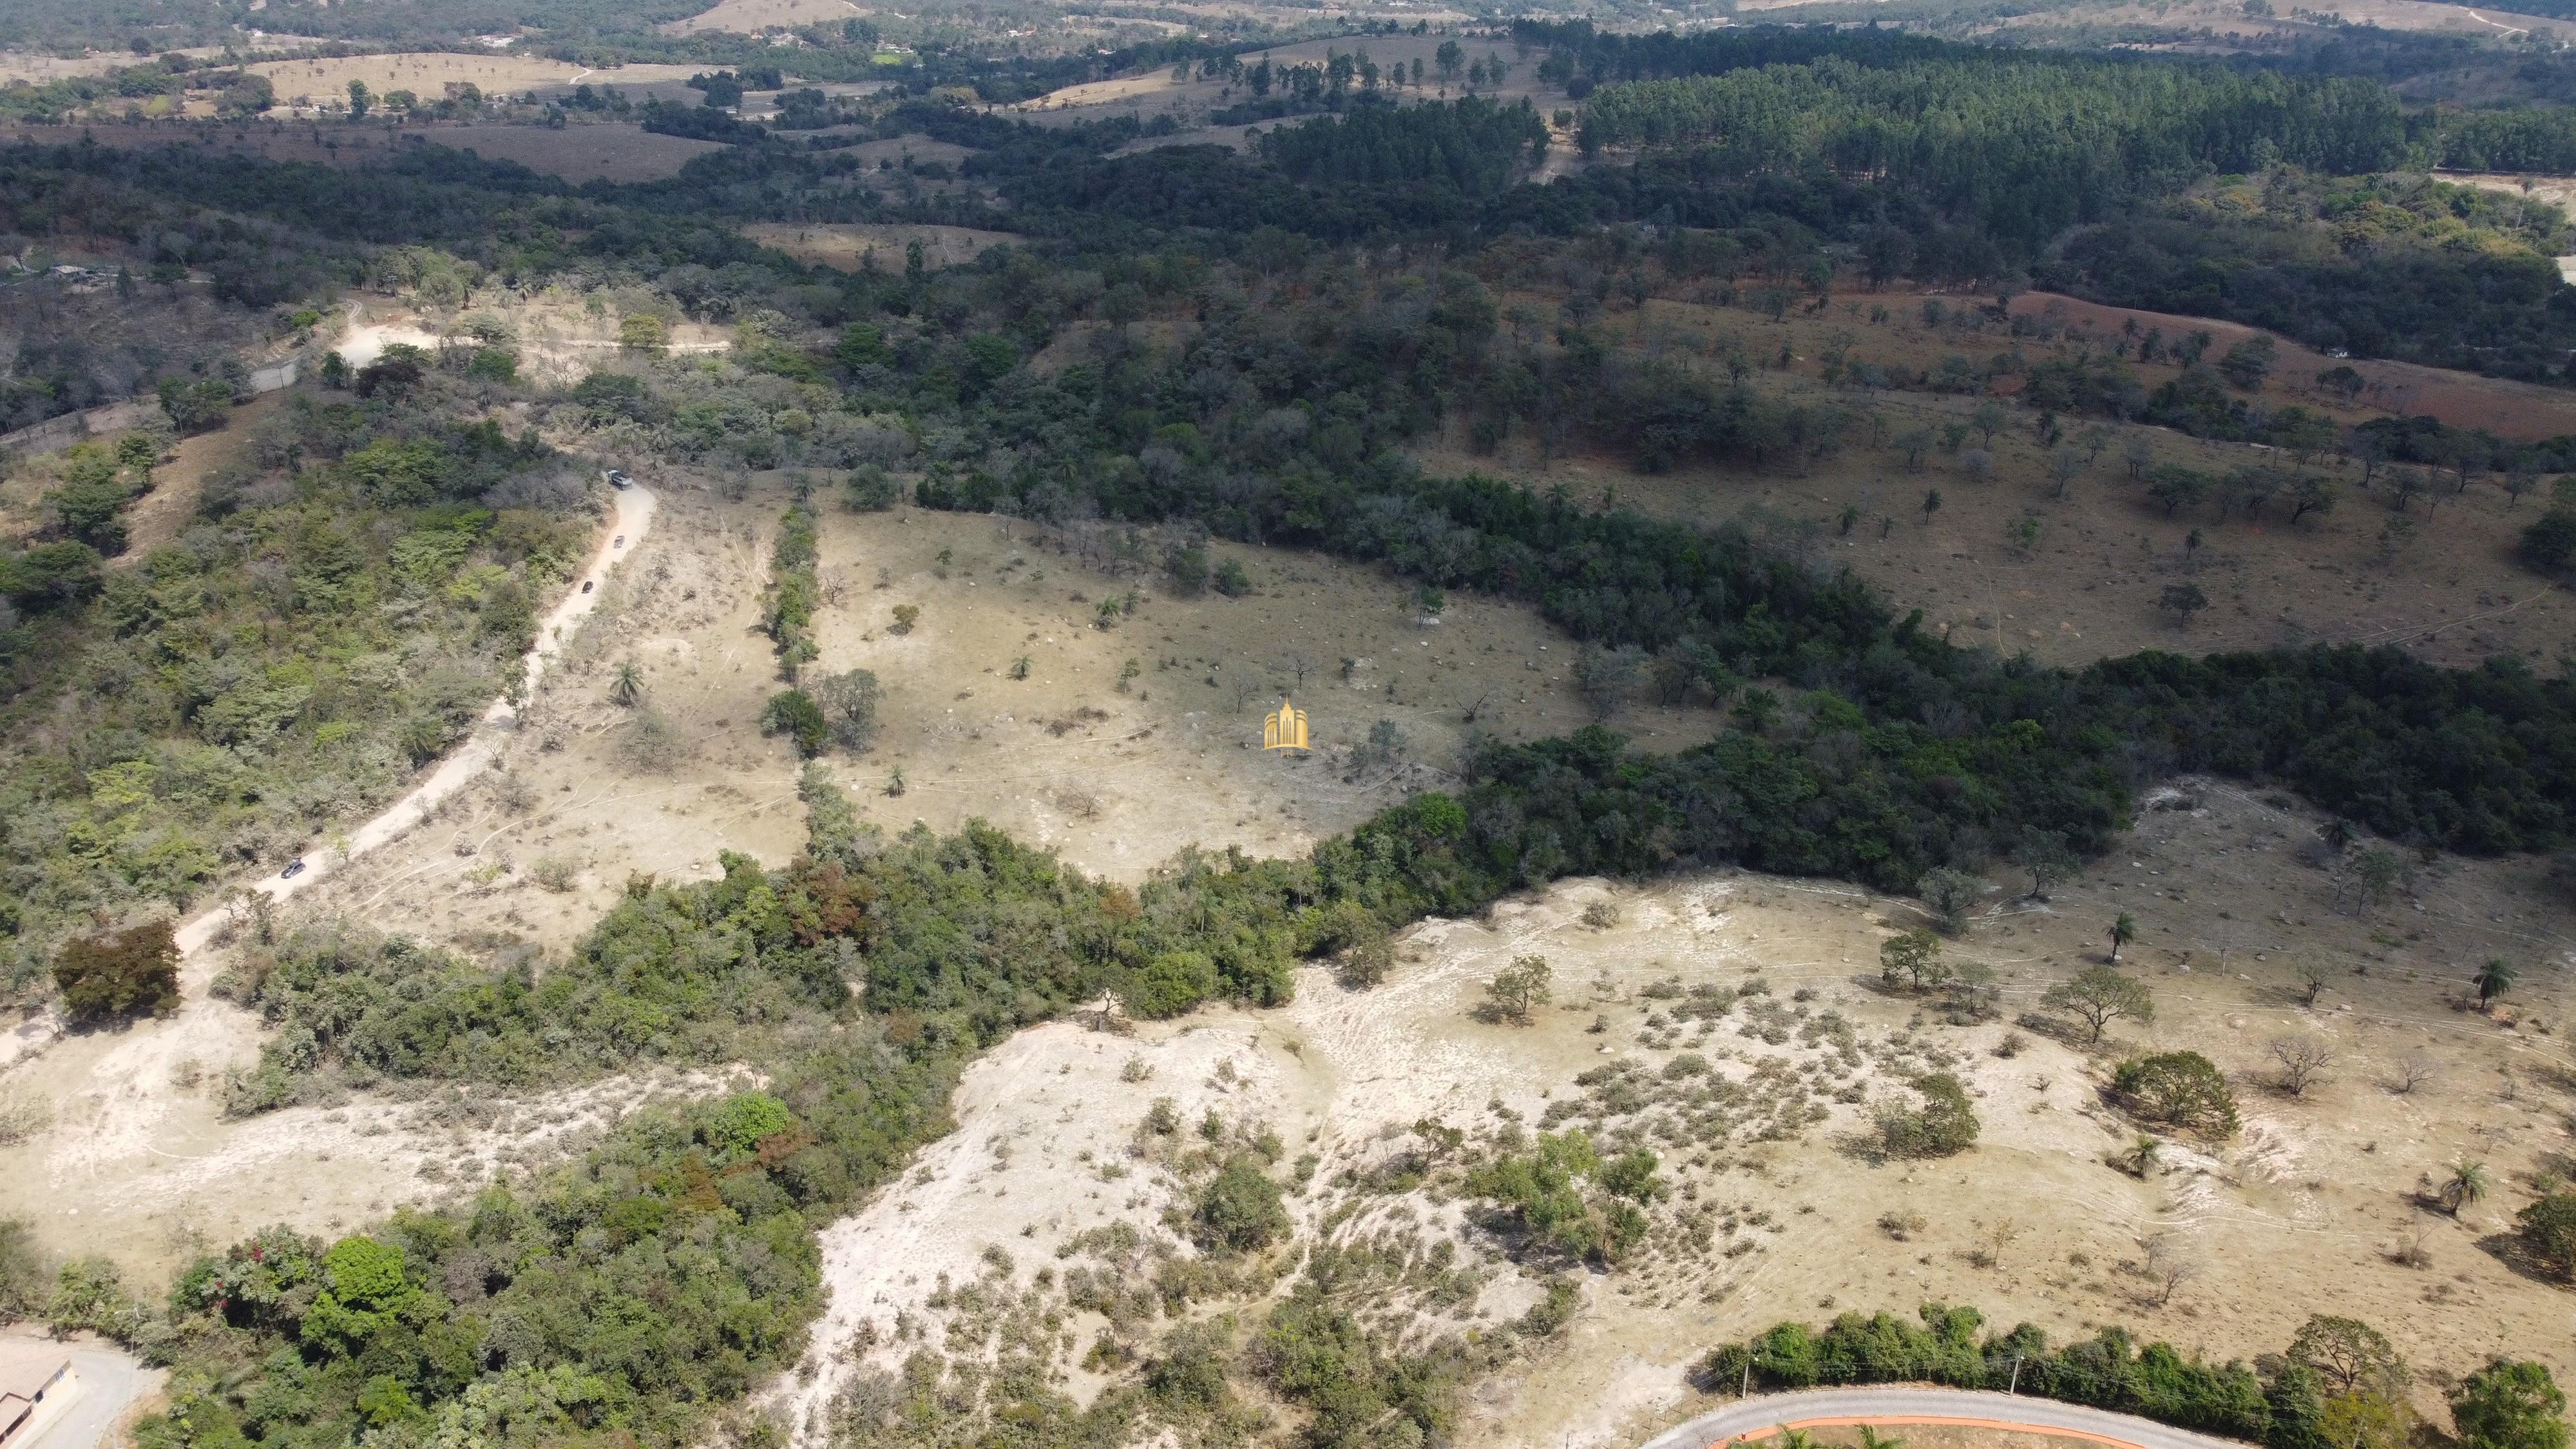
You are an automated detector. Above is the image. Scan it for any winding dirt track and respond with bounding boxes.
[169,480,657,957]
[1639,1388,2253,1449]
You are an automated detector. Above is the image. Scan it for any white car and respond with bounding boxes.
[606,469,631,488]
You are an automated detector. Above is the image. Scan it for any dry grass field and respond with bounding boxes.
[1011,30,1585,133]
[406,122,730,182]
[3,352,2571,1448]
[1397,285,2576,674]
[659,0,870,34]
[246,55,706,111]
[0,50,226,84]
[744,221,1024,272]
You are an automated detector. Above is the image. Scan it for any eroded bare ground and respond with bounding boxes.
[771,778,2575,1449]
[5,469,2573,1446]
[0,470,1708,1281]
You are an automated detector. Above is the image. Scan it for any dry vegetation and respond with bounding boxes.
[773,776,2576,1449]
[243,55,705,113]
[1408,285,2576,672]
[743,222,1024,274]
[8,430,2563,1445]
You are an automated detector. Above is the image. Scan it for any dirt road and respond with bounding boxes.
[1639,1388,2255,1449]
[169,481,656,956]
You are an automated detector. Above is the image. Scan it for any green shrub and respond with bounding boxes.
[1516,1276,1579,1337]
[1462,1130,1650,1264]
[46,1257,146,1343]
[1129,950,1218,1019]
[2523,509,2576,570]
[2453,1359,2569,1449]
[2112,1052,2240,1137]
[157,377,236,433]
[53,920,180,1020]
[0,1219,45,1323]
[844,466,901,511]
[761,688,828,756]
[2519,1193,2576,1280]
[1875,1073,1979,1158]
[1195,1160,1289,1253]
[1145,1316,1236,1410]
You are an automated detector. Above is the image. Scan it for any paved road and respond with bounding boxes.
[1638,1387,2254,1449]
[19,1344,162,1449]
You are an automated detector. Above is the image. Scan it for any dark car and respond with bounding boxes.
[280,858,307,880]
[582,580,594,593]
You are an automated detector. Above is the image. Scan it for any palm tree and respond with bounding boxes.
[608,659,644,706]
[1775,1432,1817,1449]
[2122,1133,2162,1179]
[2108,912,2137,963]
[2474,958,2516,1009]
[1856,1429,1906,1449]
[2441,1159,2490,1217]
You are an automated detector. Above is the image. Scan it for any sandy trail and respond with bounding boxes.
[11,482,657,1198]
[170,481,656,956]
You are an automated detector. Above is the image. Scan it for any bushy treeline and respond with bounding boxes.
[139,1055,949,1449]
[1704,1303,2567,1449]
[2041,171,2576,379]
[1579,56,2407,249]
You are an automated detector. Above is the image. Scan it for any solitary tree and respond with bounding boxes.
[2476,958,2517,1009]
[1880,928,1947,991]
[2294,960,2331,1009]
[2108,912,2138,963]
[2269,1034,2334,1096]
[1921,488,1943,524]
[608,659,644,706]
[2143,1233,2201,1305]
[2289,1314,2410,1399]
[2013,826,2077,900]
[2161,582,2209,627]
[2045,965,2155,1043]
[1972,399,2007,444]
[1486,955,1552,1023]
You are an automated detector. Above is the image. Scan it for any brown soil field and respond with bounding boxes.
[1404,285,2575,672]
[408,123,729,183]
[660,0,870,34]
[743,222,1024,272]
[2001,290,2576,440]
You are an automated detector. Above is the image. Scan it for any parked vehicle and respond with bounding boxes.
[280,858,306,880]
